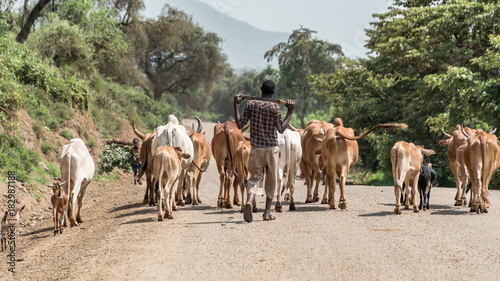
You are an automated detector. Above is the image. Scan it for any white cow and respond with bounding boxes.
[276,129,302,212]
[151,115,195,208]
[59,138,95,226]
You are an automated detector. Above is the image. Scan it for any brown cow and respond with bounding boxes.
[133,122,157,206]
[151,146,190,221]
[320,118,408,210]
[391,141,435,215]
[233,139,258,212]
[439,125,476,206]
[460,128,500,213]
[300,120,335,203]
[212,121,247,209]
[186,117,212,205]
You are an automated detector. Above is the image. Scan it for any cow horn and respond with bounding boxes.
[187,123,195,138]
[461,124,469,138]
[241,123,250,133]
[194,116,203,133]
[442,130,453,139]
[132,122,145,140]
[288,124,298,131]
[489,128,497,135]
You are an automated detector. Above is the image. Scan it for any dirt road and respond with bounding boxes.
[2,121,499,280]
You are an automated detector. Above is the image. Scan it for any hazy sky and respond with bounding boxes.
[173,0,394,58]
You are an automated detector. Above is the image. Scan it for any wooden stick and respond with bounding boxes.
[241,95,287,105]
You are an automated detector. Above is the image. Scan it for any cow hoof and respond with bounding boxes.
[329,205,337,210]
[225,203,233,209]
[198,199,203,204]
[233,200,241,206]
[413,209,419,213]
[394,208,401,215]
[404,205,410,210]
[253,207,258,213]
[339,202,346,210]
[167,214,174,219]
[305,197,313,204]
[321,199,328,204]
[185,198,192,205]
[217,199,224,209]
[192,201,199,206]
[158,215,163,221]
[143,199,149,205]
[54,230,57,236]
[289,204,296,211]
[462,200,467,207]
[178,200,185,207]
[275,204,282,213]
[313,195,320,202]
[173,206,178,211]
[284,194,291,202]
[76,217,83,223]
[454,200,462,206]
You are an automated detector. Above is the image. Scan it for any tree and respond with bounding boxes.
[265,27,344,128]
[16,0,51,43]
[129,6,225,101]
[310,1,500,187]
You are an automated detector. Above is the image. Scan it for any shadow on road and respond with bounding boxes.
[122,217,155,224]
[184,220,246,226]
[109,202,144,213]
[359,211,394,217]
[114,208,156,219]
[22,226,54,237]
[430,209,469,216]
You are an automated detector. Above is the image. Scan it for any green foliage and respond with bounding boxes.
[97,144,131,174]
[265,27,344,128]
[46,161,60,178]
[85,137,97,149]
[0,133,41,183]
[310,1,500,187]
[41,140,55,157]
[365,171,393,186]
[59,130,74,141]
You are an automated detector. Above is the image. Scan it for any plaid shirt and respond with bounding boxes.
[237,100,284,148]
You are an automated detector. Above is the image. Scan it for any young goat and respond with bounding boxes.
[49,182,69,235]
[1,205,25,251]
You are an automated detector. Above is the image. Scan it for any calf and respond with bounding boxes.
[49,182,69,235]
[418,163,437,211]
[1,205,25,252]
[151,146,190,221]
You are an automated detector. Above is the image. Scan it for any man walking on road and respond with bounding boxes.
[234,80,295,222]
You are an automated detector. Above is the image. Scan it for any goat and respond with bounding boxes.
[49,182,69,235]
[1,205,25,251]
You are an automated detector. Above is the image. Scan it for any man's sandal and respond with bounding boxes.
[262,213,276,221]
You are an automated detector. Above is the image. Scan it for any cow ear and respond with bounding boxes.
[173,147,183,153]
[180,153,191,159]
[244,136,250,141]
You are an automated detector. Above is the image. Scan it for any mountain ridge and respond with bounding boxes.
[144,0,290,72]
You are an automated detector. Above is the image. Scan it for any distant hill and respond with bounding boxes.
[144,0,290,72]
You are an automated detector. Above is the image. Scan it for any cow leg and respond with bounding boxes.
[458,164,469,206]
[195,172,202,205]
[233,179,240,206]
[76,179,91,224]
[224,170,233,209]
[301,161,313,203]
[418,186,423,211]
[167,183,175,219]
[313,169,321,203]
[411,176,419,213]
[338,170,348,210]
[449,162,463,206]
[157,180,164,221]
[176,169,186,207]
[321,168,329,204]
[327,171,336,210]
[394,183,402,215]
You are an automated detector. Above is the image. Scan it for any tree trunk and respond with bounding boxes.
[21,0,29,26]
[16,0,51,43]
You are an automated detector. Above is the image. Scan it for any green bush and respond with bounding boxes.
[60,130,73,141]
[86,137,97,148]
[41,140,55,156]
[97,144,131,174]
[0,133,41,182]
[365,171,393,186]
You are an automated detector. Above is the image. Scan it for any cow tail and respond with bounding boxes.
[480,135,490,204]
[66,152,72,218]
[224,123,238,180]
[159,152,166,192]
[285,134,292,185]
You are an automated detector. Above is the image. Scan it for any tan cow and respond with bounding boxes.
[212,121,247,209]
[300,120,334,203]
[186,117,212,205]
[320,118,408,210]
[439,125,476,206]
[151,146,190,221]
[233,139,258,213]
[133,123,157,205]
[391,141,435,214]
[459,128,500,213]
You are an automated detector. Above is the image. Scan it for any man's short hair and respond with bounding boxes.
[261,80,275,95]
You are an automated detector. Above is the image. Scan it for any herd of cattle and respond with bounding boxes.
[1,116,499,247]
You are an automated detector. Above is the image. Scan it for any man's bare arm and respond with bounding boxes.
[278,99,295,133]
